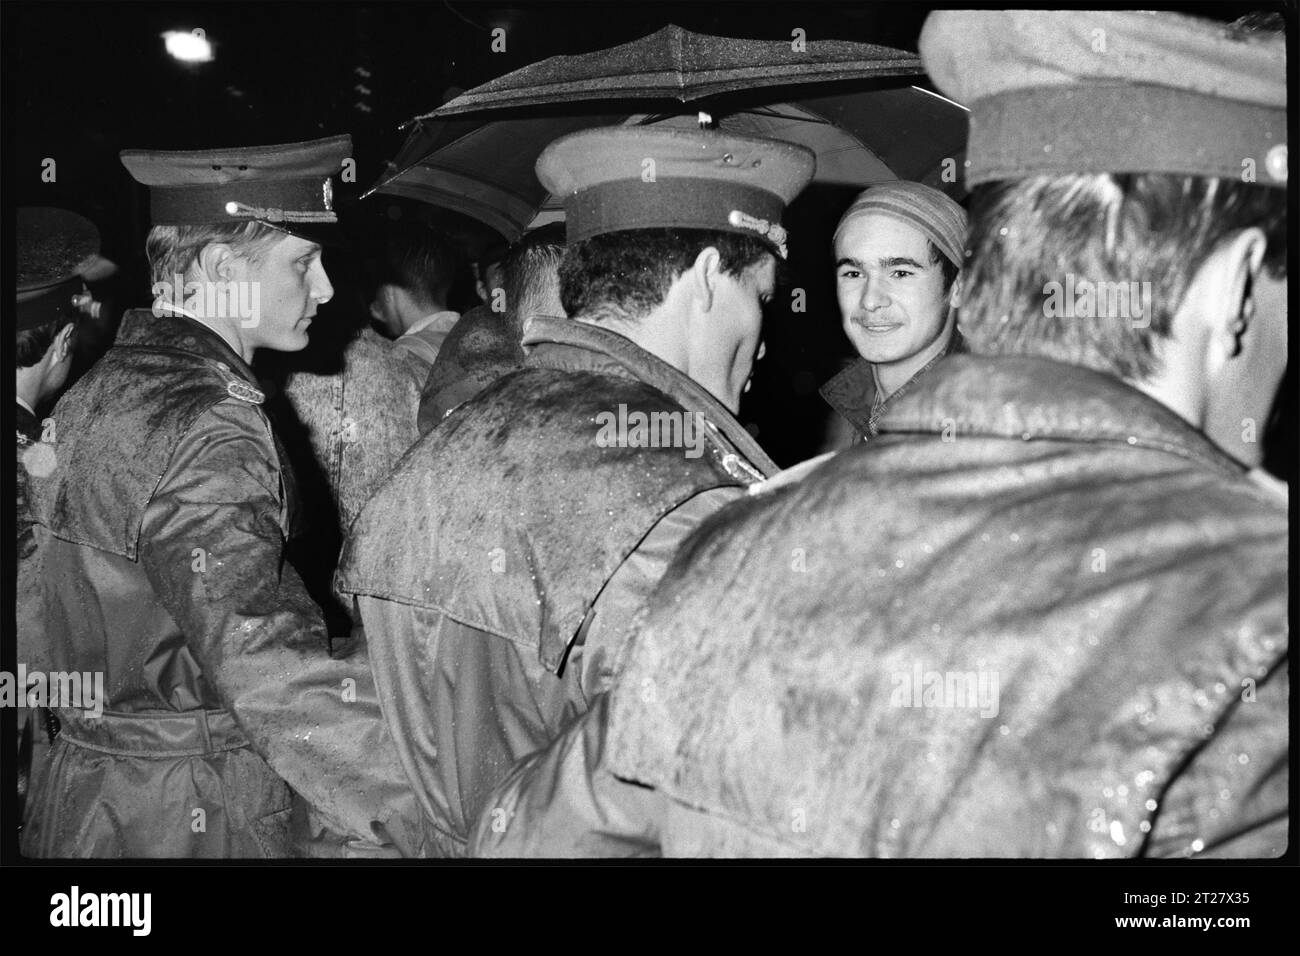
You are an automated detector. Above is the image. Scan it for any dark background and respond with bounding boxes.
[3,1,1286,469]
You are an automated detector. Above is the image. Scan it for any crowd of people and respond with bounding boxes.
[13,9,1288,858]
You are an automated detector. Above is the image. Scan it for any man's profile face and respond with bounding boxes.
[240,234,332,352]
[835,212,955,366]
[712,253,776,411]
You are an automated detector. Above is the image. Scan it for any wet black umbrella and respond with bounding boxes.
[366,24,968,467]
[431,23,925,115]
[366,24,966,241]
[365,90,969,242]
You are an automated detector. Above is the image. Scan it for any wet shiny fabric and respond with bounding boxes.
[280,326,422,537]
[475,354,1288,858]
[21,311,434,858]
[416,305,526,435]
[339,315,775,852]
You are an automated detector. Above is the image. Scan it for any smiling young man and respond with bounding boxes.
[337,126,813,855]
[20,137,432,858]
[819,181,967,444]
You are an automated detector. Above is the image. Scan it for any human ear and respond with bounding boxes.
[947,272,964,311]
[195,243,237,282]
[1201,227,1266,372]
[51,323,75,364]
[691,246,722,312]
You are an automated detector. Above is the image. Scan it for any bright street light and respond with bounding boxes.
[163,30,213,63]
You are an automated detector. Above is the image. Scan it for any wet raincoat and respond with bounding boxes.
[275,324,422,627]
[338,315,777,855]
[416,305,525,434]
[472,354,1287,858]
[20,309,434,858]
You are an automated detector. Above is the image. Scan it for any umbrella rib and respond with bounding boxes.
[416,163,542,208]
[743,105,835,126]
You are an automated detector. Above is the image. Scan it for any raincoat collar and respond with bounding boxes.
[821,328,965,439]
[115,308,260,386]
[879,353,1246,478]
[522,314,779,477]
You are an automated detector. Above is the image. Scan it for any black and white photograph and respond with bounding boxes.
[2,0,1293,936]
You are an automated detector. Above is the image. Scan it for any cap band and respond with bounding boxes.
[16,276,82,332]
[568,179,788,257]
[149,177,336,225]
[968,84,1287,188]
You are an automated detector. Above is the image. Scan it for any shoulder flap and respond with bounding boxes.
[38,346,266,559]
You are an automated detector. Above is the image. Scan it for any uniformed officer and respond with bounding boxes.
[470,10,1288,858]
[15,207,115,553]
[21,136,433,857]
[337,126,815,854]
[14,206,115,823]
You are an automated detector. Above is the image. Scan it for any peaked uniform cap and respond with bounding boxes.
[537,126,815,258]
[119,134,353,242]
[919,10,1287,188]
[16,207,116,332]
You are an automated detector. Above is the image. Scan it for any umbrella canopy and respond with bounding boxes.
[369,89,966,242]
[430,24,924,117]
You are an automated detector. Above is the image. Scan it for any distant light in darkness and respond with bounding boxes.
[163,30,214,63]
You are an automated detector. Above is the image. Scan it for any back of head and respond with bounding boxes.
[369,221,466,312]
[558,228,771,323]
[537,125,814,324]
[919,9,1287,383]
[961,173,1286,379]
[500,222,567,321]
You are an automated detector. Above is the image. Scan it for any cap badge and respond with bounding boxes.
[728,210,788,259]
[322,178,334,211]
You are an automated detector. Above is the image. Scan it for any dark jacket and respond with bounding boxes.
[275,325,422,627]
[338,315,778,854]
[20,309,433,858]
[280,325,422,537]
[416,305,526,434]
[473,354,1287,858]
[820,328,965,444]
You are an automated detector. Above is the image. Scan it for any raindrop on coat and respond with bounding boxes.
[1109,820,1126,846]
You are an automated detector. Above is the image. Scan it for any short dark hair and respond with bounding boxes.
[371,223,465,309]
[960,173,1286,379]
[16,318,75,369]
[926,239,960,293]
[501,222,566,317]
[559,228,772,320]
